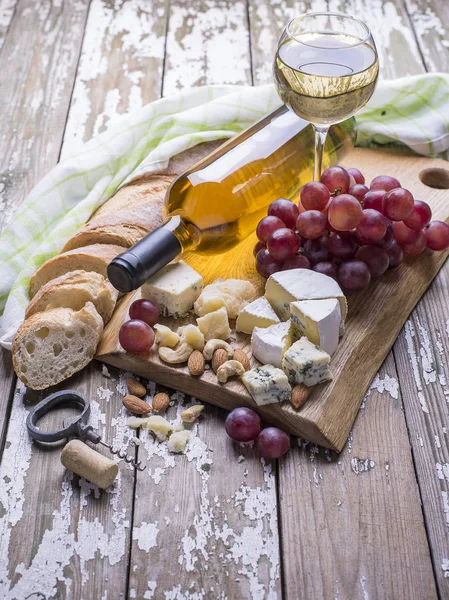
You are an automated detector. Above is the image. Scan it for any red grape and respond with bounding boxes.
[256,249,283,278]
[129,299,159,326]
[370,175,401,191]
[348,184,369,203]
[119,320,155,353]
[253,240,266,257]
[404,200,432,231]
[402,230,427,255]
[282,255,311,270]
[268,198,299,230]
[356,209,388,243]
[347,167,365,185]
[363,189,385,212]
[303,239,329,265]
[256,427,290,458]
[326,232,358,259]
[297,202,307,215]
[375,222,394,250]
[386,240,404,268]
[296,210,327,239]
[320,166,350,195]
[300,181,330,211]
[348,175,356,188]
[392,221,420,245]
[225,407,262,442]
[328,194,363,231]
[338,260,371,291]
[425,221,449,251]
[256,216,285,243]
[313,261,338,280]
[355,245,389,278]
[382,188,414,221]
[267,228,301,261]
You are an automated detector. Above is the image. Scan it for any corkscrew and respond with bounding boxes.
[26,390,146,471]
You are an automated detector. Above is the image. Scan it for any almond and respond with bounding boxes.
[152,392,170,413]
[123,394,152,415]
[181,404,205,423]
[212,348,228,373]
[233,348,250,371]
[188,350,205,376]
[290,385,310,410]
[126,378,146,398]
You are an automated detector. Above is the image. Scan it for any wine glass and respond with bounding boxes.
[274,12,379,180]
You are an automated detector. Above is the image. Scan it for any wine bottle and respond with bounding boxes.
[108,105,355,292]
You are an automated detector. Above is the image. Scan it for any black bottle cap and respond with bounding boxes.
[107,226,182,293]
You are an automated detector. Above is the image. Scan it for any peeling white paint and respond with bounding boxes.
[133,521,159,552]
[416,319,437,384]
[442,558,449,578]
[351,458,375,475]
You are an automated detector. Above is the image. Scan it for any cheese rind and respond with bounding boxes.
[236,297,280,334]
[194,278,256,318]
[251,321,294,368]
[196,307,231,341]
[265,268,347,322]
[241,364,291,405]
[290,298,341,355]
[282,337,332,387]
[142,260,203,318]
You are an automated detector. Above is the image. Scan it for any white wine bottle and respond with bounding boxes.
[108,105,355,292]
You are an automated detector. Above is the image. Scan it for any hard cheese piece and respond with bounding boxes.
[154,324,179,348]
[241,364,291,406]
[265,268,347,322]
[290,298,341,355]
[196,307,231,340]
[177,324,205,350]
[251,321,294,368]
[142,260,203,318]
[282,337,332,387]
[167,430,191,453]
[194,278,256,318]
[236,296,280,334]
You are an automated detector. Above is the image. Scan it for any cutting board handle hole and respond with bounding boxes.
[419,168,449,189]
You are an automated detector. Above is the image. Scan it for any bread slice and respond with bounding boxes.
[30,244,123,298]
[12,303,103,390]
[25,270,118,323]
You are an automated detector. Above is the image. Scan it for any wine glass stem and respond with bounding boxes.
[313,125,329,181]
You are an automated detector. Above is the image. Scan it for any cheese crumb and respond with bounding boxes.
[167,430,191,453]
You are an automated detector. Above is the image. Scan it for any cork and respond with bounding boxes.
[61,440,118,489]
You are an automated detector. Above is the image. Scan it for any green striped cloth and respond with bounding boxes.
[1,74,449,348]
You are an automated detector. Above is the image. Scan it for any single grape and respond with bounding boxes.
[129,299,159,326]
[320,166,350,195]
[268,198,299,230]
[256,427,290,458]
[253,240,266,258]
[303,239,329,265]
[356,209,388,243]
[348,174,356,188]
[328,194,363,231]
[382,188,414,221]
[297,202,307,215]
[348,184,369,203]
[375,222,394,250]
[338,260,371,291]
[402,230,427,255]
[256,249,283,279]
[404,200,432,231]
[326,232,358,259]
[370,175,401,191]
[267,228,301,261]
[225,407,262,442]
[425,221,449,251]
[313,261,338,280]
[282,254,311,270]
[256,215,285,243]
[300,181,330,211]
[347,167,365,185]
[119,320,155,353]
[296,210,327,239]
[355,245,389,278]
[392,221,420,245]
[386,239,404,268]
[363,189,385,212]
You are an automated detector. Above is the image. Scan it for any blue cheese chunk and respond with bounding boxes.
[241,364,291,406]
[251,321,294,368]
[282,337,332,387]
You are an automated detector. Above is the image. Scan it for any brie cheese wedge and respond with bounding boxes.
[236,296,280,334]
[290,298,341,355]
[251,321,294,368]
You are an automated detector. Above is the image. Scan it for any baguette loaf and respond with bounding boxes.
[25,270,118,323]
[13,303,103,390]
[30,244,123,298]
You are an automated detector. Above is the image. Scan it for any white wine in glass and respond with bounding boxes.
[274,12,379,180]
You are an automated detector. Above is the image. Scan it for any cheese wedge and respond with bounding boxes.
[282,337,332,387]
[236,297,280,334]
[265,269,347,323]
[290,298,341,355]
[251,321,294,368]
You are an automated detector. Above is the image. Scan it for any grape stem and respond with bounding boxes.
[313,125,329,181]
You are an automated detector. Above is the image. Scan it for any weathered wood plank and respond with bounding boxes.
[0,0,18,49]
[404,0,449,73]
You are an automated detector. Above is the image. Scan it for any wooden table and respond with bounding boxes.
[0,1,448,598]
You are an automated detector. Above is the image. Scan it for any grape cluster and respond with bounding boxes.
[254,166,449,293]
[225,407,290,458]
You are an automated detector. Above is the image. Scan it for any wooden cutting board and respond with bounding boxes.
[96,146,449,452]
